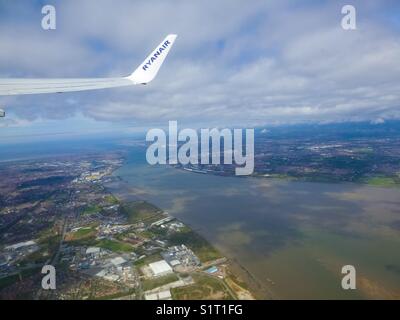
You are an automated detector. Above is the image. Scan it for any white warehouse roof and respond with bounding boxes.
[5,240,36,250]
[86,247,101,254]
[110,257,127,266]
[149,260,173,276]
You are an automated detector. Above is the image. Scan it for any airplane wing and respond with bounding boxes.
[0,34,177,96]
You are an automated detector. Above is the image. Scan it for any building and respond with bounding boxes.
[161,245,201,269]
[86,247,101,255]
[110,256,127,266]
[150,216,173,227]
[148,260,173,277]
[169,259,181,267]
[206,266,218,274]
[5,240,37,251]
[145,289,172,300]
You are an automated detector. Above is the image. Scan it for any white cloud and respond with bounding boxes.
[0,0,399,128]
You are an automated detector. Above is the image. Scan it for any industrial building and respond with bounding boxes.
[144,289,172,300]
[148,260,173,277]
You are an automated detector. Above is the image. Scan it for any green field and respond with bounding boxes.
[121,201,164,224]
[134,253,162,268]
[82,205,102,215]
[365,176,399,187]
[96,239,133,253]
[139,226,168,239]
[94,288,137,300]
[104,195,119,205]
[74,227,95,238]
[171,273,233,300]
[66,226,97,242]
[142,274,179,291]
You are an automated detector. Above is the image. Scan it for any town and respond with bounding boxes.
[0,152,253,300]
[173,122,400,187]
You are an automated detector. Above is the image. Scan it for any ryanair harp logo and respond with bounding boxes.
[142,40,171,71]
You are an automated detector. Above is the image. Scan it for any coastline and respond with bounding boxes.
[107,152,400,300]
[106,162,260,300]
[173,166,400,189]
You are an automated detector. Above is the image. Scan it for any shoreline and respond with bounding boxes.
[106,162,262,300]
[172,165,400,189]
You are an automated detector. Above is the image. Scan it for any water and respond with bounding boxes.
[0,137,123,162]
[111,146,400,299]
[2,138,399,299]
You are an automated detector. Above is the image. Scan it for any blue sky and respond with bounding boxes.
[0,0,400,141]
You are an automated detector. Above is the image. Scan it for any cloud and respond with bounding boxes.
[0,0,400,129]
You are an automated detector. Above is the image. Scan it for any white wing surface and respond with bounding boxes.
[0,34,177,96]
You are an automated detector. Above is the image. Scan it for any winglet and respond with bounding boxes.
[127,34,177,84]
